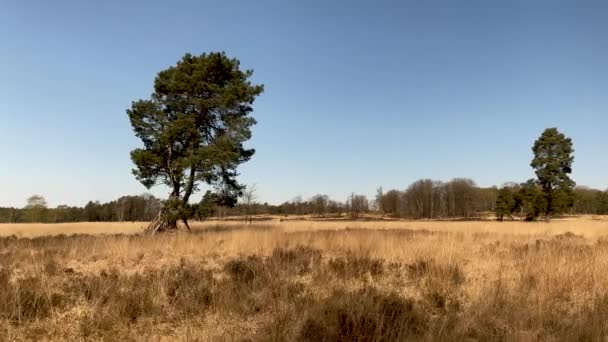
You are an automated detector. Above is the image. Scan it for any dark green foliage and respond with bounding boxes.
[195,190,219,220]
[531,128,575,218]
[598,191,608,214]
[495,187,516,221]
[0,194,161,223]
[127,52,263,228]
[513,180,547,221]
[551,187,575,213]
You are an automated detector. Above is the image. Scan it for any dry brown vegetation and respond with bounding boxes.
[1,216,608,340]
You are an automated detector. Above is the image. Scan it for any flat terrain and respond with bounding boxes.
[1,216,608,340]
[2,215,608,238]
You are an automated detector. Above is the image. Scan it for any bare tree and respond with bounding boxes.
[241,184,258,224]
[378,189,401,217]
[292,195,303,216]
[403,180,435,219]
[310,194,329,217]
[348,193,369,219]
[375,187,383,213]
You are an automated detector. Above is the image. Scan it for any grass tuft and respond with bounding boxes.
[328,253,384,278]
[269,245,322,275]
[297,287,426,341]
[164,262,214,316]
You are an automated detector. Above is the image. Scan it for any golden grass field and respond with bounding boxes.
[1,216,608,341]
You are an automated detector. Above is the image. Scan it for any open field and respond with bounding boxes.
[2,215,608,238]
[1,216,608,340]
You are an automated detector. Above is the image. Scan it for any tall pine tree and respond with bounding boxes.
[530,128,575,219]
[127,52,263,232]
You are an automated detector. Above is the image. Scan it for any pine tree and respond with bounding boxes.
[530,128,575,219]
[495,187,515,221]
[127,52,263,232]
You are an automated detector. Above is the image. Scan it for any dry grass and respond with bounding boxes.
[0,216,608,340]
[3,215,608,238]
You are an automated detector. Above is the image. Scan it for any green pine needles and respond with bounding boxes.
[127,52,263,232]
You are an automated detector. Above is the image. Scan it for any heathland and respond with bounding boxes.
[1,216,608,340]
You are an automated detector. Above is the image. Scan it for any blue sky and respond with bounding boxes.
[1,0,607,207]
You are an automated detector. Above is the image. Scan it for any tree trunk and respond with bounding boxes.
[145,205,179,234]
[545,191,553,222]
[152,185,183,233]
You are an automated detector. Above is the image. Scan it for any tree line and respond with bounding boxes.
[231,184,606,221]
[495,182,608,221]
[217,192,371,219]
[0,194,162,223]
[375,178,497,219]
[1,184,606,224]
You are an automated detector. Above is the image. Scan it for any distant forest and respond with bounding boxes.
[1,178,607,224]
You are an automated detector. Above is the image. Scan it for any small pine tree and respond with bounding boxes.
[514,180,547,221]
[495,187,515,221]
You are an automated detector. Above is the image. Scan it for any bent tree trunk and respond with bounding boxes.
[145,183,194,234]
[145,206,179,234]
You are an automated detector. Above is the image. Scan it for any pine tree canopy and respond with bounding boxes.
[127,52,263,230]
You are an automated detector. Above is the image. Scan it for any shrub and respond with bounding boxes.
[218,252,322,318]
[0,276,55,323]
[76,268,121,304]
[328,253,384,278]
[407,258,465,287]
[406,259,432,278]
[219,256,273,315]
[74,269,159,330]
[224,255,267,285]
[297,287,426,341]
[43,258,60,276]
[164,263,214,316]
[407,258,464,315]
[269,245,322,275]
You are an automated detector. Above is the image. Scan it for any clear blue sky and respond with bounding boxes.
[1,0,607,208]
